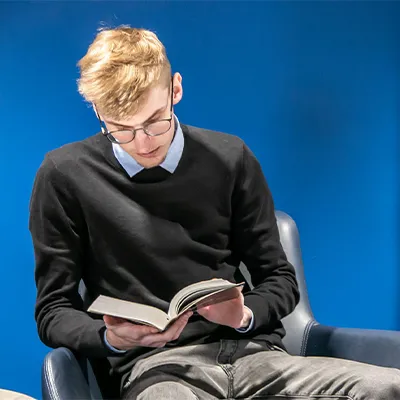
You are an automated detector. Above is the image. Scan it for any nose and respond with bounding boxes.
[133,129,152,153]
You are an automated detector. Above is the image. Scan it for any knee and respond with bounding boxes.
[137,381,198,400]
[353,368,400,400]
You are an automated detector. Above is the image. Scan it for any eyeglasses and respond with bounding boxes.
[96,79,174,145]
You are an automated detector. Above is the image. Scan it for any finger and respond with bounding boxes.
[172,316,190,340]
[105,318,160,339]
[103,315,129,325]
[142,313,191,345]
[197,306,211,319]
[146,341,167,348]
[165,312,192,340]
[125,324,160,339]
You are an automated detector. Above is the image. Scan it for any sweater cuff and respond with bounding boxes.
[243,293,269,330]
[103,329,127,354]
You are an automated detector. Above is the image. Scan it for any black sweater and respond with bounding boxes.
[29,123,299,378]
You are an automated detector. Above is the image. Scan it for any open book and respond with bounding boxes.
[88,278,244,331]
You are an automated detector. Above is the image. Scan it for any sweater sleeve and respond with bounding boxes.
[231,143,300,331]
[29,154,111,358]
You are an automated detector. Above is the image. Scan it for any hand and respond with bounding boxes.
[197,288,252,329]
[104,311,192,351]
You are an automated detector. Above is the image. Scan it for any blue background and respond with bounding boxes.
[1,1,399,398]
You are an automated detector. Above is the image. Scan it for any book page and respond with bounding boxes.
[168,280,244,319]
[87,295,170,331]
[182,285,244,312]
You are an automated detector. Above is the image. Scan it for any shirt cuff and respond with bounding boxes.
[103,329,126,354]
[235,306,255,333]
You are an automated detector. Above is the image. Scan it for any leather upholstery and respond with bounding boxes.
[41,211,400,399]
[42,348,94,400]
[307,324,400,369]
[275,211,316,355]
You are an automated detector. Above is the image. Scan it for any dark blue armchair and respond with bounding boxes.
[42,211,400,399]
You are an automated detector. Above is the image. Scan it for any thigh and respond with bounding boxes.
[122,342,227,399]
[233,348,400,399]
[123,374,217,400]
[136,381,199,400]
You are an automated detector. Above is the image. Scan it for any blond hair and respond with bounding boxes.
[77,26,171,120]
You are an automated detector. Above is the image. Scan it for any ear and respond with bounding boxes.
[172,72,183,106]
[92,104,107,134]
[92,103,101,119]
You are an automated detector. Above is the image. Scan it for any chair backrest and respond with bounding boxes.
[275,211,316,355]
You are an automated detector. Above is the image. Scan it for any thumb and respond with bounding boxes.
[197,305,210,314]
[103,315,127,326]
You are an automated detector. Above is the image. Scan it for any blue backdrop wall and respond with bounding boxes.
[1,1,399,398]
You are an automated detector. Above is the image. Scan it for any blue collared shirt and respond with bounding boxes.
[105,116,254,353]
[112,116,185,177]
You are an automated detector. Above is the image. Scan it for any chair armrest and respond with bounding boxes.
[306,323,400,369]
[42,347,92,400]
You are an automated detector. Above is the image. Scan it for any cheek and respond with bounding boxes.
[161,133,174,147]
[164,127,176,145]
[120,142,137,154]
[155,128,175,150]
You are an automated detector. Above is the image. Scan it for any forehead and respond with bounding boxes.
[141,84,170,110]
[105,84,170,127]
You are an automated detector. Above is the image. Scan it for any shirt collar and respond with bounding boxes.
[112,116,184,177]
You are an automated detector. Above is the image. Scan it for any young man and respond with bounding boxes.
[30,26,400,399]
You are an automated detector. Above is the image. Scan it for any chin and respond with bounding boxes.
[141,156,165,169]
[142,162,159,169]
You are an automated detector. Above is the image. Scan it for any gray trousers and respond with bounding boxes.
[122,339,400,399]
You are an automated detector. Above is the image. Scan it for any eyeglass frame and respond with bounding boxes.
[95,77,174,144]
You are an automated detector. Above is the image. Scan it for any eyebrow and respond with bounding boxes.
[104,105,167,129]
